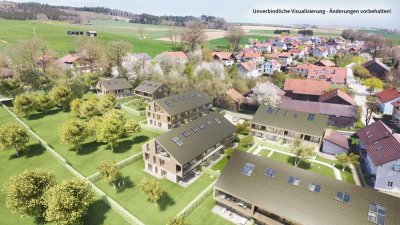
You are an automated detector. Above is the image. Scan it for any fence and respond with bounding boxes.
[177,180,216,217]
[121,104,146,117]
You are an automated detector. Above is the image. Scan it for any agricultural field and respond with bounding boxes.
[359,29,400,45]
[0,19,179,57]
[209,34,270,50]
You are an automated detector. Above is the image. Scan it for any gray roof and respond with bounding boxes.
[215,151,400,225]
[154,91,212,116]
[134,80,164,94]
[280,99,358,119]
[155,112,236,165]
[251,105,328,137]
[97,78,132,91]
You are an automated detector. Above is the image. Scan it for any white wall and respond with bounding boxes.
[375,159,400,193]
[322,140,348,155]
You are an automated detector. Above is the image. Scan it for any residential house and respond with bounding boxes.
[327,46,338,56]
[363,59,391,80]
[254,42,272,53]
[375,87,400,114]
[311,36,322,44]
[242,52,264,64]
[261,60,281,75]
[315,59,336,67]
[134,80,170,101]
[283,78,331,101]
[322,129,349,155]
[313,47,328,58]
[142,112,236,183]
[319,89,356,106]
[165,51,188,64]
[288,48,305,59]
[146,91,212,131]
[391,101,400,128]
[212,52,234,66]
[96,78,133,98]
[251,105,328,147]
[297,65,348,85]
[356,120,400,194]
[280,98,358,128]
[214,150,400,225]
[226,88,243,111]
[238,62,261,79]
[57,53,91,73]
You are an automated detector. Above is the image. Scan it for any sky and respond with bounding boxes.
[11,0,400,29]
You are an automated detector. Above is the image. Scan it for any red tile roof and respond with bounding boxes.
[254,42,271,48]
[319,89,356,106]
[243,52,262,58]
[324,129,349,149]
[392,100,400,108]
[58,54,80,64]
[165,51,188,60]
[240,61,257,72]
[288,49,303,54]
[317,60,336,67]
[212,52,233,60]
[226,89,243,103]
[307,67,348,84]
[283,78,331,95]
[356,120,400,166]
[375,87,400,103]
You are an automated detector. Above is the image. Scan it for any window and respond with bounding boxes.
[288,176,300,186]
[267,107,274,113]
[393,164,400,172]
[182,131,190,137]
[335,191,351,204]
[307,113,316,121]
[214,117,222,124]
[191,127,199,133]
[264,168,276,178]
[241,163,255,176]
[207,120,213,125]
[387,181,393,187]
[368,202,386,225]
[307,183,321,193]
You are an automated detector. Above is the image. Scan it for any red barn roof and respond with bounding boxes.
[319,89,356,106]
[375,87,400,103]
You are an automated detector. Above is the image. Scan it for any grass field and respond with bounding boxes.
[360,29,400,45]
[208,35,270,50]
[0,19,179,57]
[94,159,216,225]
[17,108,158,176]
[0,106,129,225]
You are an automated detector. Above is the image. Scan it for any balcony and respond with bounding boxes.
[216,192,252,216]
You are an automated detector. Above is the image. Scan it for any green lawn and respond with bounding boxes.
[187,195,233,225]
[94,159,216,225]
[211,156,229,171]
[16,108,158,176]
[0,19,179,57]
[208,35,270,50]
[0,106,129,225]
[269,152,336,178]
[258,149,271,157]
[316,156,355,184]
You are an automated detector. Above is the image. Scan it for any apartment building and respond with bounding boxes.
[214,151,400,225]
[134,80,170,101]
[251,105,328,147]
[146,91,212,131]
[142,112,236,183]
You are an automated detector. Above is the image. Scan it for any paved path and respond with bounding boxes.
[256,146,342,181]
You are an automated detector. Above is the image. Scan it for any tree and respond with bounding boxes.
[98,160,121,189]
[83,72,99,89]
[11,38,50,75]
[0,78,23,97]
[34,93,54,114]
[76,37,107,72]
[181,20,206,52]
[137,26,147,39]
[43,178,94,225]
[251,82,282,106]
[365,101,378,125]
[95,110,126,151]
[139,177,166,207]
[70,98,83,117]
[124,119,142,137]
[13,94,37,118]
[290,139,315,167]
[37,75,54,93]
[167,26,179,46]
[79,98,99,119]
[226,26,245,51]
[50,85,73,111]
[108,41,132,73]
[363,77,383,94]
[3,168,56,220]
[167,215,189,225]
[0,122,30,157]
[98,94,116,114]
[224,147,234,159]
[60,120,89,152]
[236,121,250,135]
[241,135,254,148]
[352,64,371,79]
[335,153,360,171]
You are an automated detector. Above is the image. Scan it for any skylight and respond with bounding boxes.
[307,183,321,193]
[214,118,222,124]
[267,107,274,113]
[199,123,206,129]
[165,101,173,107]
[171,137,184,147]
[307,113,316,121]
[264,168,276,178]
[207,120,213,125]
[335,191,351,204]
[182,131,190,137]
[241,163,255,176]
[288,176,301,186]
[191,127,199,133]
[368,202,386,225]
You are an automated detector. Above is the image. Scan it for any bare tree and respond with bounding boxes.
[168,26,179,46]
[180,20,206,52]
[365,101,377,125]
[226,26,245,51]
[107,41,132,74]
[137,26,146,39]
